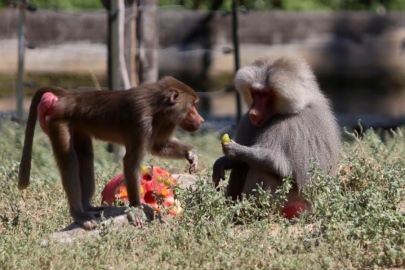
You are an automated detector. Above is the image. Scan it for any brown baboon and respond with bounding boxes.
[19,77,204,229]
[212,56,341,217]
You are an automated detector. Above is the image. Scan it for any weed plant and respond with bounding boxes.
[0,118,404,269]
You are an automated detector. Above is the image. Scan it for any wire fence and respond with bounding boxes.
[0,4,246,122]
[2,4,405,125]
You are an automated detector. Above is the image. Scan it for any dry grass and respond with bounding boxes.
[1,118,405,269]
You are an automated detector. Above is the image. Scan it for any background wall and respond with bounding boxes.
[1,10,405,121]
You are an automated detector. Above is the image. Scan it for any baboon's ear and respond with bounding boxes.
[170,90,179,104]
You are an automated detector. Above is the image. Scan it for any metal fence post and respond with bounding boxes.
[16,0,27,122]
[108,0,125,160]
[232,0,242,123]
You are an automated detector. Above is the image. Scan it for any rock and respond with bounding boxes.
[43,172,198,246]
[172,173,198,189]
[165,167,185,175]
[43,204,161,245]
[161,168,199,188]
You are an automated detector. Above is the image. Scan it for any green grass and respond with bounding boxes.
[1,118,405,269]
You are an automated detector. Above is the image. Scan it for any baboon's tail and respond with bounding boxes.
[18,86,64,190]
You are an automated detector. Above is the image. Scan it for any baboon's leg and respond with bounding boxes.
[48,120,97,230]
[73,132,105,212]
[123,139,146,226]
[226,168,249,200]
[242,170,281,195]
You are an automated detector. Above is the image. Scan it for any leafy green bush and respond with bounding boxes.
[1,117,405,269]
[304,127,405,267]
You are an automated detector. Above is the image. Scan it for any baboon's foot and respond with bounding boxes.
[73,212,98,230]
[127,207,147,227]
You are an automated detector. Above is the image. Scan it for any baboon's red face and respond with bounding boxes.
[179,103,204,132]
[249,89,277,127]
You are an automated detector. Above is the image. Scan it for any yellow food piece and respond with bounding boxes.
[141,165,147,174]
[159,187,169,197]
[140,186,145,195]
[119,188,128,197]
[170,206,184,216]
[164,178,171,186]
[157,176,163,183]
[222,133,231,143]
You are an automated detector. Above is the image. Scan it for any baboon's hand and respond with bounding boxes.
[212,159,225,187]
[222,141,241,159]
[127,207,147,227]
[187,149,198,174]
